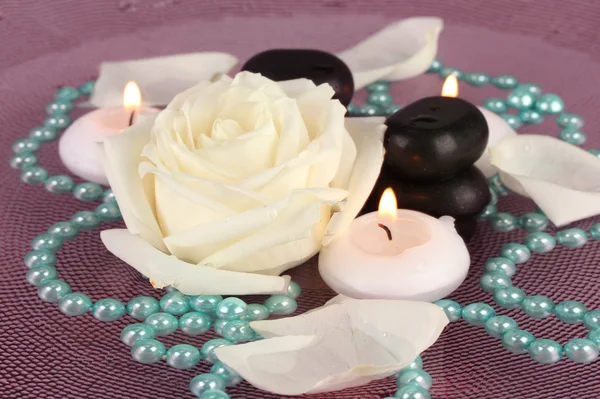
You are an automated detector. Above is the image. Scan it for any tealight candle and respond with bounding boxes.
[58,81,158,185]
[319,188,469,302]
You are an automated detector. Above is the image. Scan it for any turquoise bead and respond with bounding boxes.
[556,228,588,248]
[565,338,599,363]
[38,279,71,302]
[78,81,95,95]
[365,81,390,93]
[166,344,201,369]
[199,390,230,399]
[346,104,359,115]
[12,138,41,153]
[24,249,56,268]
[216,297,247,320]
[477,203,497,220]
[587,329,600,345]
[485,316,518,339]
[556,113,584,129]
[92,298,126,322]
[95,202,122,222]
[483,257,516,277]
[120,323,156,346]
[73,182,103,201]
[9,153,38,169]
[394,385,431,399]
[58,293,92,316]
[127,296,160,320]
[489,174,509,196]
[522,295,554,318]
[48,221,79,241]
[222,320,255,342]
[499,243,530,264]
[367,92,393,106]
[26,265,58,286]
[489,212,517,232]
[131,339,166,364]
[524,232,556,253]
[480,272,512,293]
[482,98,508,113]
[189,374,226,397]
[554,300,588,324]
[214,318,229,336]
[583,310,600,330]
[519,109,544,124]
[462,303,495,326]
[29,126,58,142]
[588,149,600,157]
[200,339,233,363]
[190,295,223,314]
[359,104,382,116]
[489,188,498,205]
[160,291,190,315]
[287,281,302,299]
[21,166,48,185]
[145,312,179,336]
[211,361,242,387]
[434,299,462,322]
[46,99,73,115]
[44,114,71,129]
[179,311,213,335]
[465,72,490,86]
[492,75,519,89]
[102,189,116,203]
[507,85,539,109]
[591,223,600,240]
[427,60,443,73]
[518,213,548,232]
[55,86,80,101]
[45,175,75,194]
[404,356,423,371]
[500,113,522,130]
[70,211,101,231]
[31,233,63,252]
[502,329,535,354]
[494,287,526,309]
[264,294,298,316]
[534,94,564,114]
[559,128,587,145]
[528,339,563,364]
[439,67,464,80]
[242,304,270,321]
[385,104,402,114]
[397,369,432,390]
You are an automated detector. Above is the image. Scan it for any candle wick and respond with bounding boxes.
[128,110,136,127]
[377,223,393,241]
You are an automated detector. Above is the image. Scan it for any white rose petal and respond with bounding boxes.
[215,298,448,395]
[490,135,600,226]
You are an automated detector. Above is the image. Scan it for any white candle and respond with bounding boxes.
[318,188,470,302]
[58,81,157,185]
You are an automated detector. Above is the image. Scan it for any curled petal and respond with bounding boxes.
[101,229,290,295]
[491,135,600,226]
[475,107,517,178]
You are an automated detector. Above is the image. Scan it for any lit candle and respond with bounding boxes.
[58,81,158,185]
[319,188,470,302]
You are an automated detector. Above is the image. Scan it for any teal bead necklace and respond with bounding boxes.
[11,60,600,399]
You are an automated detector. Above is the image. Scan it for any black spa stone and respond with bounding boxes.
[241,49,354,106]
[383,96,489,182]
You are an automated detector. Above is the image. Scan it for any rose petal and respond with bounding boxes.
[323,117,386,245]
[271,98,311,166]
[490,135,600,226]
[475,107,517,178]
[97,118,166,251]
[215,298,448,395]
[101,229,290,295]
[276,78,318,98]
[338,17,443,88]
[88,52,238,107]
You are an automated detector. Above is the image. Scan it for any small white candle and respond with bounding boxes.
[318,188,470,302]
[58,81,157,185]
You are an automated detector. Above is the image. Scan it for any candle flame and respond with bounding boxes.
[441,75,459,98]
[123,81,142,112]
[378,188,397,222]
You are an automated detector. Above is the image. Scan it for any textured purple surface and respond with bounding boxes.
[1,1,600,398]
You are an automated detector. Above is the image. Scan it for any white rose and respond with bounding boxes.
[99,71,385,295]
